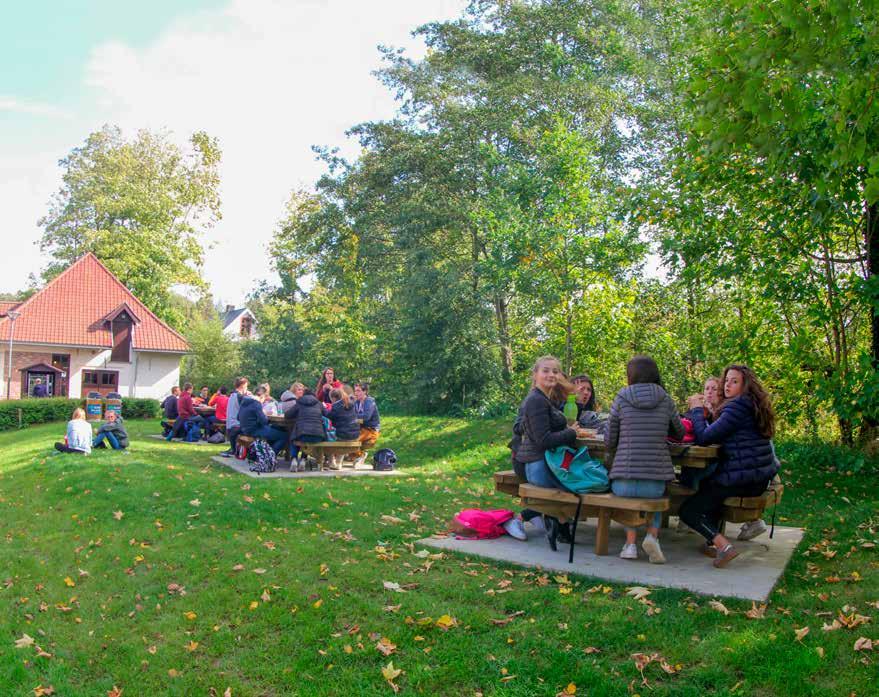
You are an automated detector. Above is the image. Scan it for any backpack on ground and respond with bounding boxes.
[449,508,514,539]
[372,448,397,471]
[248,439,276,474]
[206,431,225,444]
[183,420,202,442]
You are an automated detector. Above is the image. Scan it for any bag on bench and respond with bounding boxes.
[544,446,609,494]
[248,439,276,474]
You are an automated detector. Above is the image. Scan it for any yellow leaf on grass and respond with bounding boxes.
[375,637,397,656]
[382,661,402,692]
[795,626,810,642]
[249,601,259,610]
[63,577,76,588]
[112,510,124,520]
[562,683,577,695]
[435,614,458,631]
[184,611,197,620]
[745,603,767,620]
[313,599,323,609]
[708,600,730,615]
[168,669,179,678]
[320,563,329,576]
[185,641,198,652]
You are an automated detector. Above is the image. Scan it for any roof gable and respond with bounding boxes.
[0,254,189,353]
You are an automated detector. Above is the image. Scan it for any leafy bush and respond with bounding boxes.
[121,398,160,420]
[0,397,160,431]
[0,399,83,431]
[776,440,876,475]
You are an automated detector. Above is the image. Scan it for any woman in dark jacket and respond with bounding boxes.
[605,356,684,563]
[513,356,581,548]
[285,389,327,441]
[679,364,779,568]
[328,387,360,441]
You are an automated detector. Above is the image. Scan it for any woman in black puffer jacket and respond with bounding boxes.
[679,364,779,568]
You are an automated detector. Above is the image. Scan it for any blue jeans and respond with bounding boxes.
[249,425,288,454]
[611,479,665,530]
[524,458,562,489]
[93,432,123,450]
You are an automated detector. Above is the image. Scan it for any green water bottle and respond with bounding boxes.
[563,394,578,425]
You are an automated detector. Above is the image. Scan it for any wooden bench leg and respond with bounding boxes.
[595,508,611,556]
[661,512,670,529]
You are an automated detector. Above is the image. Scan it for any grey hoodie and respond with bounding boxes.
[604,383,684,481]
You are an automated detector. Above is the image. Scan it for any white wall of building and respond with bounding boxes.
[222,310,257,342]
[1,343,181,400]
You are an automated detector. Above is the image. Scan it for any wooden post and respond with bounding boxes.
[594,508,611,556]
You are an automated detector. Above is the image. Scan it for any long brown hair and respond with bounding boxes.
[721,364,776,438]
[330,386,350,408]
[316,367,335,396]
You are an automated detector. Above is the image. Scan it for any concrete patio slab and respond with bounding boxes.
[210,455,403,479]
[418,519,803,601]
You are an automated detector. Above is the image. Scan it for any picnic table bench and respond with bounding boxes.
[494,437,783,562]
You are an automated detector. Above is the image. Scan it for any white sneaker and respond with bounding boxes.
[675,518,692,533]
[528,516,545,532]
[503,517,527,541]
[737,519,768,541]
[641,534,666,564]
[619,543,638,560]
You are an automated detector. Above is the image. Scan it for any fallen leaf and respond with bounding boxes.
[252,568,266,575]
[375,637,397,656]
[795,626,810,642]
[381,515,404,525]
[189,499,201,507]
[435,614,458,631]
[822,620,842,632]
[14,633,34,649]
[383,581,404,593]
[708,600,730,616]
[854,637,873,652]
[63,577,76,588]
[626,587,652,602]
[816,646,825,658]
[261,589,271,603]
[583,647,601,654]
[232,564,244,572]
[184,611,197,621]
[381,661,402,692]
[745,603,767,620]
[168,669,179,678]
[559,683,576,696]
[34,686,56,696]
[113,511,124,520]
[249,601,259,610]
[185,640,198,652]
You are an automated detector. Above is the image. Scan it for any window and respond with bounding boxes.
[101,373,116,386]
[240,315,253,338]
[83,371,99,385]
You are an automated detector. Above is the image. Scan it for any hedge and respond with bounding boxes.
[0,397,160,431]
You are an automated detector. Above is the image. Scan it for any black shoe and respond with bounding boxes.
[544,515,560,552]
[558,522,573,545]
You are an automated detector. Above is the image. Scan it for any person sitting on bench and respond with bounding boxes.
[160,386,180,435]
[93,411,129,450]
[681,364,780,568]
[167,383,195,440]
[605,355,684,564]
[54,408,92,455]
[285,387,328,468]
[238,384,288,454]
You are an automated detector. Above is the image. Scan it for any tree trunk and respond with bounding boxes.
[868,201,879,370]
[493,294,514,388]
[564,298,573,375]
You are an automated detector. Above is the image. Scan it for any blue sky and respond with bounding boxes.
[1,0,466,302]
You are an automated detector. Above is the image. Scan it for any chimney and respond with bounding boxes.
[225,304,235,313]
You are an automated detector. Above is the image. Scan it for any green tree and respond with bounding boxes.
[180,318,241,391]
[38,125,222,327]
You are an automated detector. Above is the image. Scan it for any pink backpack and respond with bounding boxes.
[450,509,514,539]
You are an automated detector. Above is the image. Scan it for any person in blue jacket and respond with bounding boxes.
[238,384,288,454]
[679,364,779,568]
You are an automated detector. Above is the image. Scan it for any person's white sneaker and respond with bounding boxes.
[737,519,768,541]
[528,516,545,532]
[619,543,638,560]
[675,518,692,533]
[641,534,666,564]
[503,517,527,541]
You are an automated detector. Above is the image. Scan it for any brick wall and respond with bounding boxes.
[6,351,54,399]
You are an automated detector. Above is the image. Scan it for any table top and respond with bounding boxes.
[577,435,718,468]
[268,415,289,426]
[195,405,215,414]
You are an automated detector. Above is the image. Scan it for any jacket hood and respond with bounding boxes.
[279,390,296,402]
[297,394,320,407]
[240,396,260,409]
[617,383,667,410]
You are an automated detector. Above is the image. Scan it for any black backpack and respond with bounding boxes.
[248,439,277,474]
[372,448,397,471]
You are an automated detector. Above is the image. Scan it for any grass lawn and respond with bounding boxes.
[0,417,877,696]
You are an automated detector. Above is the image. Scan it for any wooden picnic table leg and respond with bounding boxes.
[594,507,611,556]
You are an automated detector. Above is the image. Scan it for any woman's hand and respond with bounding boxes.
[686,394,704,410]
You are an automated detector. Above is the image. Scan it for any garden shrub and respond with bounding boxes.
[0,397,160,431]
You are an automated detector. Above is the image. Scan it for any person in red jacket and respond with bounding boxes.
[167,383,195,440]
[201,386,229,434]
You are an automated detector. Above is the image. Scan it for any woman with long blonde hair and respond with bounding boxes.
[54,407,93,455]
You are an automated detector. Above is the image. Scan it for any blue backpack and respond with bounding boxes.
[373,448,397,471]
[544,446,609,494]
[184,420,202,442]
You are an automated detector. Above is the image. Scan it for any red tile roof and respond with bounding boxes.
[0,253,189,353]
[0,301,21,316]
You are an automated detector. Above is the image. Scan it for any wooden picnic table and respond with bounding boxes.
[576,435,718,469]
[195,405,216,416]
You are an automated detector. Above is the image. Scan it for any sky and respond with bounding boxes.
[0,0,468,306]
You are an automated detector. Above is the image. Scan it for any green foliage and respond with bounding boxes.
[38,125,222,328]
[0,398,83,431]
[121,398,160,420]
[180,318,242,391]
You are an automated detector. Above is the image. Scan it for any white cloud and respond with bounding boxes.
[0,97,71,119]
[76,0,468,305]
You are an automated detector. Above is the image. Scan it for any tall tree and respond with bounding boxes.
[38,125,222,327]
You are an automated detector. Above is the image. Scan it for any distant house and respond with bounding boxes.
[220,305,257,341]
[0,253,189,400]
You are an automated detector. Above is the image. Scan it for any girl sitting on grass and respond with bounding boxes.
[54,408,93,455]
[680,364,779,567]
[605,355,684,563]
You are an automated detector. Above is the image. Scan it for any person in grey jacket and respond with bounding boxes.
[93,411,129,450]
[605,355,684,564]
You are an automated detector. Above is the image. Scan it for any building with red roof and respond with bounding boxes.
[0,253,189,400]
